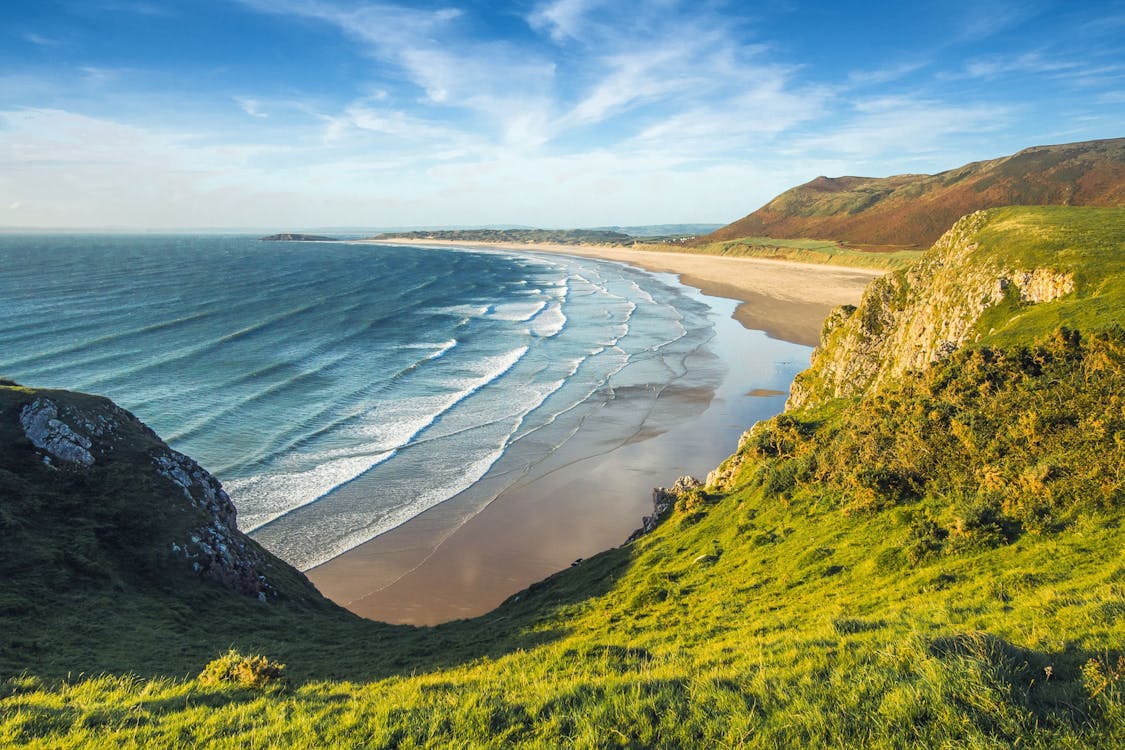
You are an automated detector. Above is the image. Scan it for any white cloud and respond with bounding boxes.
[847,61,926,87]
[235,97,269,118]
[237,0,556,149]
[528,0,596,43]
[957,0,1043,42]
[961,52,1083,80]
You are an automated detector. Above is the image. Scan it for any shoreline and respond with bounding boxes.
[357,238,883,346]
[307,244,878,624]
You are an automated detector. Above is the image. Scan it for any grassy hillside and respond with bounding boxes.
[701,138,1125,252]
[2,207,1124,747]
[788,206,1125,407]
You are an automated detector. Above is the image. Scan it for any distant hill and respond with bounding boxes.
[260,233,339,242]
[371,228,635,245]
[593,223,724,237]
[702,138,1125,249]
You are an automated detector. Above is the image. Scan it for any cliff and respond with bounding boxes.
[0,383,334,614]
[787,205,1124,409]
[701,138,1125,250]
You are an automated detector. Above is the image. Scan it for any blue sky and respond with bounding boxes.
[1,0,1122,229]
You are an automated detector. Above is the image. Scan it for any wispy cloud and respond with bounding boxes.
[235,97,269,118]
[847,61,927,87]
[3,0,1122,228]
[960,52,1083,80]
[790,96,1010,163]
[237,0,556,149]
[24,32,62,47]
[85,1,177,17]
[528,0,598,43]
[956,0,1044,42]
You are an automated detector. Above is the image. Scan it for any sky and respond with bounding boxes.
[1,0,1123,230]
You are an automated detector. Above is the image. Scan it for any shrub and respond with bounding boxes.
[951,501,1021,550]
[905,517,948,564]
[198,649,286,690]
[674,489,709,514]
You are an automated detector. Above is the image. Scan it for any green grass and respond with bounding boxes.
[2,206,1124,747]
[638,236,923,270]
[969,206,1125,346]
[3,462,1122,746]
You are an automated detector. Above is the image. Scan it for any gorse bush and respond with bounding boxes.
[739,327,1125,542]
[198,650,286,690]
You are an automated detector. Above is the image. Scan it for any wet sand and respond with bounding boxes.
[307,245,880,624]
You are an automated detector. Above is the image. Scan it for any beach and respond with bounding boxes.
[358,240,883,346]
[306,243,880,625]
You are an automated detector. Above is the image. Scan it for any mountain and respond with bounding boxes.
[2,207,1123,746]
[702,138,1125,250]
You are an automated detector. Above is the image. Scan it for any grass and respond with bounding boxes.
[2,466,1122,746]
[638,236,923,270]
[1,205,1124,747]
[969,206,1125,346]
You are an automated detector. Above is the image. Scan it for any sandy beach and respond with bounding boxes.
[357,239,883,346]
[307,243,881,624]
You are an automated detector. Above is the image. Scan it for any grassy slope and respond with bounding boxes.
[970,206,1125,345]
[2,207,1124,748]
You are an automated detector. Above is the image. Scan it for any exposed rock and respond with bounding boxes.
[18,397,113,467]
[787,210,1077,409]
[627,476,701,542]
[153,448,272,600]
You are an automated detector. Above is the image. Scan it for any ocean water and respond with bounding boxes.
[0,234,734,569]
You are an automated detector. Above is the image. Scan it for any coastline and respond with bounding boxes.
[307,245,878,624]
[357,239,884,346]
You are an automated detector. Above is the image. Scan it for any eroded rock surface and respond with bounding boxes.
[18,397,115,466]
[154,449,273,600]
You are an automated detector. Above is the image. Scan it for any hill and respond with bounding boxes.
[371,228,635,245]
[259,234,339,242]
[2,207,1123,746]
[702,138,1125,250]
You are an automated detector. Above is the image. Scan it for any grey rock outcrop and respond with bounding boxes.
[627,476,702,542]
[154,449,272,600]
[19,397,116,467]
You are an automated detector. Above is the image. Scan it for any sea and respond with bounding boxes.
[0,234,808,570]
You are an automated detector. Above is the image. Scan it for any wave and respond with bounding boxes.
[241,345,531,532]
[530,302,567,338]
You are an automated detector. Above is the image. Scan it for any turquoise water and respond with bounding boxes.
[0,234,740,569]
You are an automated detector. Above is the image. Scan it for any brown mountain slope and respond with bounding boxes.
[703,138,1125,249]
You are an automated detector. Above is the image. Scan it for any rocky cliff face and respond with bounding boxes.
[787,210,1076,409]
[7,388,278,600]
